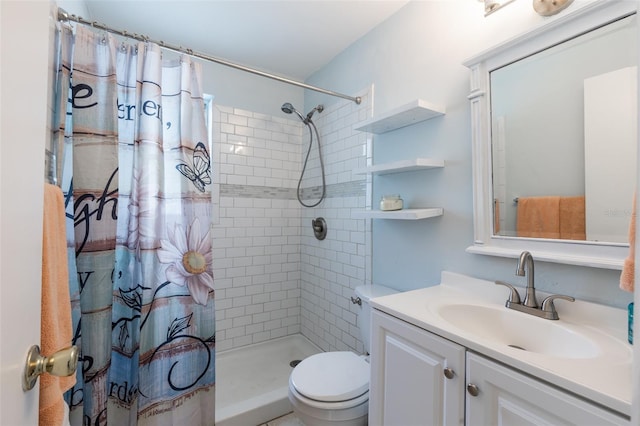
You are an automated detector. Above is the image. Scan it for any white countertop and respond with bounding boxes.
[370,271,632,417]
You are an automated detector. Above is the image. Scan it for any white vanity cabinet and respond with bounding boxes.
[466,353,628,426]
[369,310,465,426]
[370,309,630,426]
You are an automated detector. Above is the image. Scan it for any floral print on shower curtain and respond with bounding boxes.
[55,24,215,425]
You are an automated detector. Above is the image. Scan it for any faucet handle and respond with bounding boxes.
[495,281,522,305]
[540,294,575,320]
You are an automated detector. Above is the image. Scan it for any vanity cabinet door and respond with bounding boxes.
[369,310,465,426]
[465,353,629,426]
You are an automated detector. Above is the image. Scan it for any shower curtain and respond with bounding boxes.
[55,23,215,425]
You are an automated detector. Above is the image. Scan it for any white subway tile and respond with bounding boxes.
[232,335,253,347]
[233,108,253,118]
[253,312,270,323]
[227,174,247,185]
[246,176,266,186]
[214,98,368,351]
[252,331,271,343]
[226,307,246,319]
[254,129,272,140]
[235,126,254,137]
[246,323,265,335]
[227,113,248,126]
[252,293,270,304]
[232,315,252,327]
[246,304,264,315]
[264,319,282,331]
[231,276,252,287]
[220,122,235,134]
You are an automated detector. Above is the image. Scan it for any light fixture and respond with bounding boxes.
[533,0,574,16]
[483,0,517,16]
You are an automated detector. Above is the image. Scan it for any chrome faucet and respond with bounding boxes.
[516,251,538,308]
[495,251,575,320]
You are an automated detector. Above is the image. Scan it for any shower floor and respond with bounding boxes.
[215,334,321,426]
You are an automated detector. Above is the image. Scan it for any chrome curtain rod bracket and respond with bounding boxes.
[57,8,362,105]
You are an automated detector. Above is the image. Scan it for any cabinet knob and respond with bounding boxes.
[443,367,455,379]
[466,383,480,397]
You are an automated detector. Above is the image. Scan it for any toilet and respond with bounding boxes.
[288,285,398,426]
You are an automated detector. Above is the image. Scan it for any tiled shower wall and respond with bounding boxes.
[298,95,373,354]
[212,106,303,352]
[212,92,372,353]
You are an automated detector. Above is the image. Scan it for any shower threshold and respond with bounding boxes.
[215,334,321,426]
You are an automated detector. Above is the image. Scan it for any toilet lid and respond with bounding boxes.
[290,351,369,402]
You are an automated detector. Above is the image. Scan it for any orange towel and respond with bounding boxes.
[516,196,561,239]
[559,196,586,240]
[40,184,75,426]
[620,193,636,293]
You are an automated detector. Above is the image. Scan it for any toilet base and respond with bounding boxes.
[288,388,368,426]
[294,410,368,426]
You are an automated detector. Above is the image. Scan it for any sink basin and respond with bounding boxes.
[437,304,601,359]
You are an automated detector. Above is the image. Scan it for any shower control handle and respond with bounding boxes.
[311,217,327,240]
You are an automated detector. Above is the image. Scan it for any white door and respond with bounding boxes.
[584,66,638,243]
[1,1,52,424]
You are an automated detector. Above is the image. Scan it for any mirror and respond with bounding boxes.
[463,1,637,269]
[491,13,637,243]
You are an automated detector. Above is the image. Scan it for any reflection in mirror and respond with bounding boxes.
[490,14,637,244]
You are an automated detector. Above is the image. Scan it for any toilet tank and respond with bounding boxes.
[354,285,398,353]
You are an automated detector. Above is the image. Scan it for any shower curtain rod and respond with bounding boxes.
[57,8,362,105]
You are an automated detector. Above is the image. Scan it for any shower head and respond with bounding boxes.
[281,102,307,123]
[281,102,324,124]
[281,102,295,114]
[305,104,324,122]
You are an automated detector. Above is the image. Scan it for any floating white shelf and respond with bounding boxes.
[354,158,445,176]
[352,208,444,220]
[354,99,446,134]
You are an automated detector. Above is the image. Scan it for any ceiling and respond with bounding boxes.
[77,0,410,81]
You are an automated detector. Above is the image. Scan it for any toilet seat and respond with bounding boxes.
[290,351,369,404]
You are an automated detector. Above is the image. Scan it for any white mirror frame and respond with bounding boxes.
[463,0,637,270]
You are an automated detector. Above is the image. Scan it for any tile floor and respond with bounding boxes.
[259,412,304,426]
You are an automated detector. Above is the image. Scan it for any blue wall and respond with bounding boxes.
[306,0,634,308]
